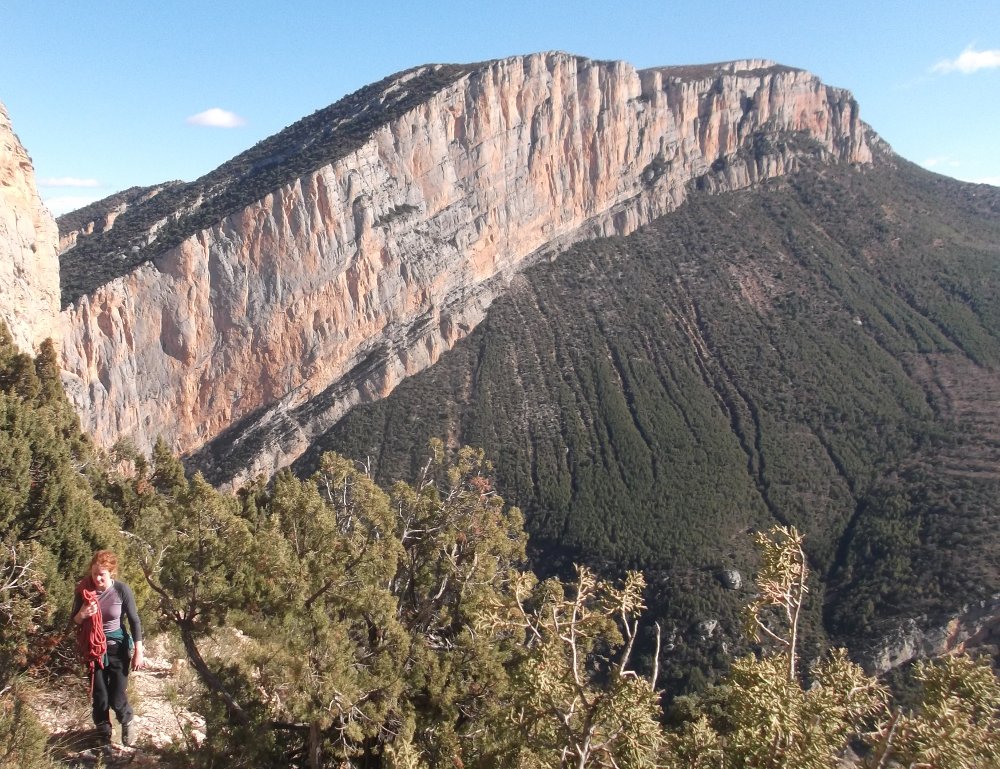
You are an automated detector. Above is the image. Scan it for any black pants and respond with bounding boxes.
[92,642,133,730]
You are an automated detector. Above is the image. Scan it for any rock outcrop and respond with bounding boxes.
[56,182,184,253]
[53,53,874,484]
[718,569,743,590]
[0,102,60,353]
[861,595,1000,674]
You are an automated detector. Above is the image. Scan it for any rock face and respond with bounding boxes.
[697,619,719,639]
[861,595,1000,674]
[0,102,60,352]
[54,53,873,484]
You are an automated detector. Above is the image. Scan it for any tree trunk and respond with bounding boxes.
[308,720,323,769]
[178,622,249,725]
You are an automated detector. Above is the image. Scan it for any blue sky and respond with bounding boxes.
[3,1,998,215]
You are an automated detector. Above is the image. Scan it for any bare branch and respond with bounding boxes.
[652,621,662,691]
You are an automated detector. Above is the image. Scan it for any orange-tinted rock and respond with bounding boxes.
[55,54,874,483]
[0,102,60,352]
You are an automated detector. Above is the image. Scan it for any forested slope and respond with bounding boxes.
[298,159,1000,675]
[2,318,998,768]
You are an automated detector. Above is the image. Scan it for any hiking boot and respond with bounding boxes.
[122,718,138,747]
[96,722,113,743]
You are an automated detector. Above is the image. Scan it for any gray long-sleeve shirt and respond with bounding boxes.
[72,580,143,642]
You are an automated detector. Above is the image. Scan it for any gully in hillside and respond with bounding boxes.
[71,550,146,747]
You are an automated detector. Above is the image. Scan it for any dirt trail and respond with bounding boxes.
[31,637,204,767]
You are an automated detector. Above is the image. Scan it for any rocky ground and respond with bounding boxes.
[30,635,205,767]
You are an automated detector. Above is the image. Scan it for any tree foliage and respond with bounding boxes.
[481,566,663,769]
[664,526,889,769]
[745,526,809,679]
[666,526,1000,769]
[1,322,998,768]
[0,324,124,766]
[125,441,530,767]
[883,654,1000,769]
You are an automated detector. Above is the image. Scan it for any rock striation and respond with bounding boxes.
[0,102,60,353]
[51,53,874,484]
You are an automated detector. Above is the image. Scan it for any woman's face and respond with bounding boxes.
[90,565,114,592]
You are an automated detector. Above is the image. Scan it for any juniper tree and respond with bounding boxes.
[246,456,409,768]
[129,470,257,723]
[663,526,888,769]
[0,324,122,767]
[386,441,527,768]
[481,565,664,769]
[874,654,1000,769]
[0,322,119,619]
[130,444,527,769]
[0,542,49,689]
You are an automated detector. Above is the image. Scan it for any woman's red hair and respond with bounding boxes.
[90,550,118,575]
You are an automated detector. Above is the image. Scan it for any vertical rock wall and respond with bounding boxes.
[54,54,873,482]
[0,102,60,353]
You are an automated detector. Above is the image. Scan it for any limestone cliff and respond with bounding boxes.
[54,53,875,484]
[862,596,1000,675]
[0,102,60,353]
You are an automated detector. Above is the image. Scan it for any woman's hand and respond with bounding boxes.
[75,600,98,624]
[132,641,145,671]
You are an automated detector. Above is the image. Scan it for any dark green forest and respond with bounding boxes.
[1,324,997,768]
[298,159,1000,685]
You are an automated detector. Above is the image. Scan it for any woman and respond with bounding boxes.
[72,550,145,747]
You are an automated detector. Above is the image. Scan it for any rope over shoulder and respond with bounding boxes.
[75,578,107,697]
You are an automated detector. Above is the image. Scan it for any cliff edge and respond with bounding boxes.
[0,102,60,353]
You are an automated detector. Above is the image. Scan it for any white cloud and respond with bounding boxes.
[38,176,100,188]
[185,107,246,128]
[44,194,103,216]
[931,45,1000,74]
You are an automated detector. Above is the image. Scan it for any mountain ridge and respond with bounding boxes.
[1,49,998,685]
[57,61,480,305]
[46,52,872,486]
